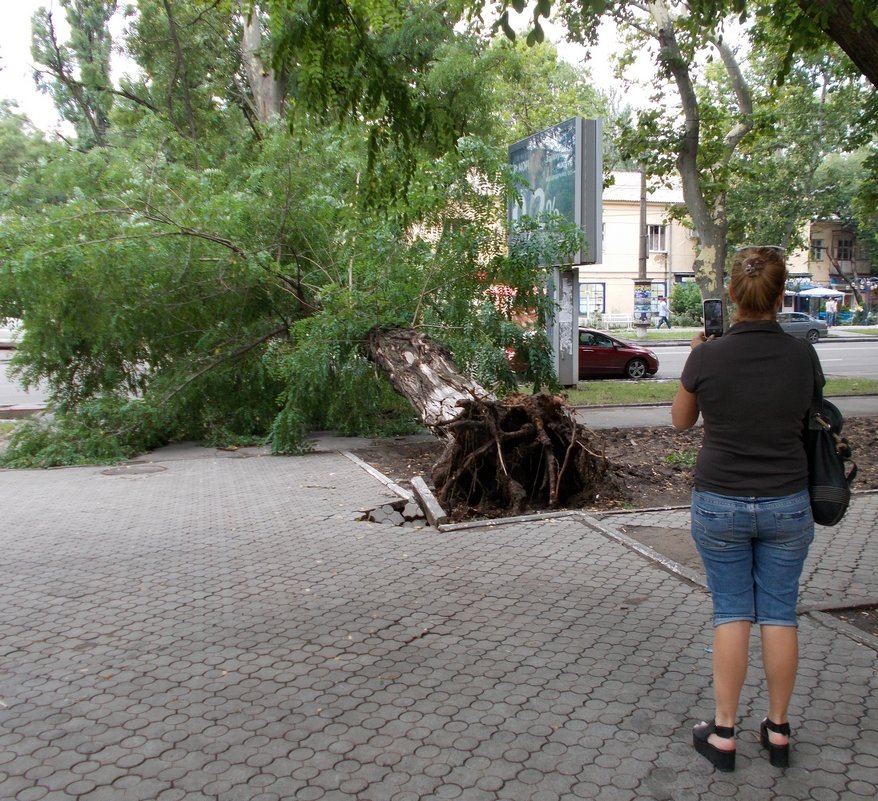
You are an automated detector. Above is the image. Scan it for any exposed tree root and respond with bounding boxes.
[365,326,624,519]
[432,393,623,518]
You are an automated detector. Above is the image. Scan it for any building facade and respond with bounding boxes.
[579,171,697,327]
[580,176,875,326]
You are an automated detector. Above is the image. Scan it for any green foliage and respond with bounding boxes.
[0,104,58,188]
[481,1,878,86]
[670,282,703,319]
[664,449,697,467]
[2,2,618,467]
[263,311,422,454]
[270,0,498,201]
[31,1,115,148]
[0,120,354,460]
[121,0,244,142]
[724,48,871,251]
[485,37,610,143]
[0,396,167,468]
[1,112,576,464]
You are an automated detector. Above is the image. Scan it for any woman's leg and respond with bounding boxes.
[752,489,813,747]
[690,490,756,753]
[710,620,751,748]
[760,625,798,743]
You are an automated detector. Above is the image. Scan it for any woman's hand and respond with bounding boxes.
[691,332,709,349]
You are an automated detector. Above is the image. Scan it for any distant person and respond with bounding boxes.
[656,296,671,329]
[671,246,817,772]
[824,297,837,327]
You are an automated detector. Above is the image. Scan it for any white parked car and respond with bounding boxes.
[0,319,23,349]
[777,312,828,343]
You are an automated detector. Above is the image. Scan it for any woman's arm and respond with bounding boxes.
[671,383,699,430]
[673,331,707,430]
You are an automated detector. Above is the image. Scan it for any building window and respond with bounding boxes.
[648,224,667,252]
[836,239,853,261]
[810,239,825,261]
[579,283,605,316]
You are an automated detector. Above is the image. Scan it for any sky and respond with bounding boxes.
[0,1,651,133]
[0,1,70,131]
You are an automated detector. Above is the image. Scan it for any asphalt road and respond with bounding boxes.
[0,350,43,407]
[649,337,878,381]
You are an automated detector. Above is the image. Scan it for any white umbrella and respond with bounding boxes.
[796,287,845,298]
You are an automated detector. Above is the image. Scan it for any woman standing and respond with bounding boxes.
[671,246,818,772]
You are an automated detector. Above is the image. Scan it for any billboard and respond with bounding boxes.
[508,117,603,265]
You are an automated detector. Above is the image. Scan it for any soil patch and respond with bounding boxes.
[356,416,878,513]
[831,605,878,638]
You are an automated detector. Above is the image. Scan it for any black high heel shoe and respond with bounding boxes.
[760,718,791,767]
[693,720,736,772]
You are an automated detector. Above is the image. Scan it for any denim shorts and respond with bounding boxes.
[691,489,814,627]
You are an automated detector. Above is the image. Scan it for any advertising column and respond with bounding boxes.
[508,117,602,387]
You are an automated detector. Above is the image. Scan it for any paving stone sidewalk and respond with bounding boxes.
[596,494,878,610]
[1,448,876,801]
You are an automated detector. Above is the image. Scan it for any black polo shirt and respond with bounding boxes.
[680,320,816,496]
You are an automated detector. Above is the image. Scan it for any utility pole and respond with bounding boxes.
[638,168,648,280]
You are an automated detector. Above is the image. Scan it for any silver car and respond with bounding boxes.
[777,312,828,343]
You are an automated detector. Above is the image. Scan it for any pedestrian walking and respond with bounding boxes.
[671,245,817,772]
[656,296,671,329]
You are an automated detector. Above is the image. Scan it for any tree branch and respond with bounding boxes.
[161,0,198,139]
[164,323,288,401]
[33,67,163,116]
[647,1,712,237]
[709,34,753,164]
[42,11,106,146]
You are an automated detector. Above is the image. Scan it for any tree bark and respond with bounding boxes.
[366,327,495,434]
[240,6,287,122]
[798,0,878,89]
[647,1,753,306]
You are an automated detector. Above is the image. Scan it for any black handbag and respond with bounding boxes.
[805,346,857,526]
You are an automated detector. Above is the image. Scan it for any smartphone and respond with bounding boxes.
[703,299,724,338]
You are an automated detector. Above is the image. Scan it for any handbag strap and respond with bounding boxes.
[805,343,827,428]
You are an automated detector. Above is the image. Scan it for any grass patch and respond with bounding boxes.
[825,377,878,395]
[563,380,677,406]
[594,328,699,342]
[838,327,878,335]
[664,449,697,467]
[562,377,878,406]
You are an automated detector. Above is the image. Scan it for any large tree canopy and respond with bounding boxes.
[2,0,873,468]
[0,0,593,466]
[476,0,878,88]
[478,0,875,298]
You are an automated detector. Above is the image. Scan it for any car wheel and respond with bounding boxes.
[806,329,820,344]
[625,358,648,379]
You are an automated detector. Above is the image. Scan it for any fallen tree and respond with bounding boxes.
[366,326,622,517]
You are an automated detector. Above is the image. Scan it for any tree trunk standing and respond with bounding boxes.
[240,7,287,122]
[366,327,622,518]
[648,1,754,313]
[798,0,878,90]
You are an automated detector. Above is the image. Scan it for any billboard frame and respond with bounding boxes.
[508,116,603,265]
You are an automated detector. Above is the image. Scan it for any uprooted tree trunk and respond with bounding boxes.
[366,326,622,518]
